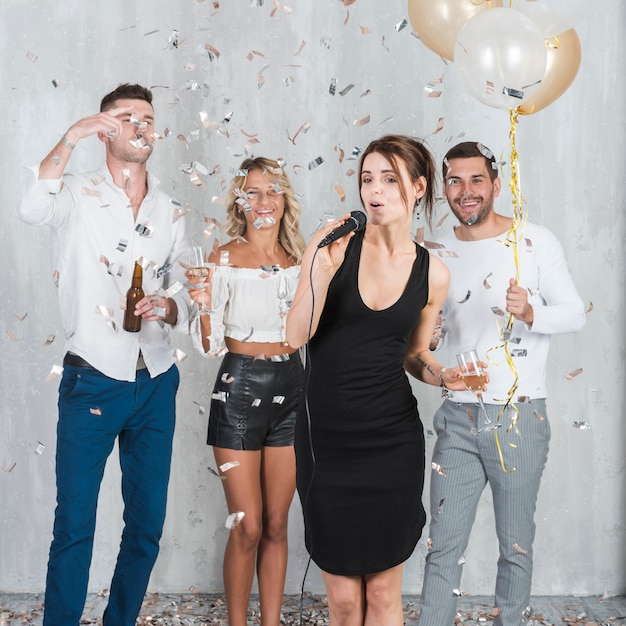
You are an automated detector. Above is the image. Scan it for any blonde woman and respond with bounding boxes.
[188,157,305,626]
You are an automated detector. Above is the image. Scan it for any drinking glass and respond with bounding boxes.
[188,246,211,316]
[456,350,499,433]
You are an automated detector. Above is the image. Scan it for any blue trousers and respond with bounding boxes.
[418,399,550,626]
[43,363,179,626]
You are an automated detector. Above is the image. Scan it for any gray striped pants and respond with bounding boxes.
[418,399,550,626]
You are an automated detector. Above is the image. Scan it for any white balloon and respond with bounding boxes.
[455,8,547,110]
[512,0,588,37]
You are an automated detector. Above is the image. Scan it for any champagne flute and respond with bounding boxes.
[456,350,499,433]
[188,245,211,316]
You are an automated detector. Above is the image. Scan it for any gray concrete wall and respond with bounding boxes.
[1,0,624,596]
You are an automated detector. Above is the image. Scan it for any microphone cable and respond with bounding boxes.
[298,247,320,626]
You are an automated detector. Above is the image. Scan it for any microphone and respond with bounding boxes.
[317,211,367,248]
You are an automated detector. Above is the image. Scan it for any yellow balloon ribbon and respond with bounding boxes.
[503,108,526,335]
[491,108,529,473]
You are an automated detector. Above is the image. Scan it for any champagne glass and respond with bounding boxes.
[188,246,211,316]
[456,350,499,433]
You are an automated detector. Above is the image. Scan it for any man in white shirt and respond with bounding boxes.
[17,83,190,626]
[417,141,586,626]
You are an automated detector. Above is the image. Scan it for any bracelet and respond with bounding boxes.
[439,367,453,398]
[60,134,76,150]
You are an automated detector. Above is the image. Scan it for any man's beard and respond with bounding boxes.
[450,195,493,227]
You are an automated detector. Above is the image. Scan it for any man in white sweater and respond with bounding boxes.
[417,141,586,626]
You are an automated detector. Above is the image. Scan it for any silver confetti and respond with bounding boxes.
[219,461,240,472]
[431,462,447,477]
[502,86,524,99]
[395,18,408,32]
[135,221,153,237]
[130,114,148,131]
[339,84,355,96]
[308,156,324,170]
[225,511,245,529]
[166,29,179,49]
[476,142,494,160]
[46,364,64,382]
[156,263,172,278]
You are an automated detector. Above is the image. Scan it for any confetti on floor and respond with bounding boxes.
[0,593,625,625]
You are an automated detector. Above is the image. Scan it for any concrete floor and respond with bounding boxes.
[1,592,625,625]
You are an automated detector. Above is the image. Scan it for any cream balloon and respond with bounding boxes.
[408,0,503,62]
[518,29,582,115]
[454,7,547,110]
[512,0,587,37]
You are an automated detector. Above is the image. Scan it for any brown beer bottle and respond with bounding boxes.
[123,261,144,332]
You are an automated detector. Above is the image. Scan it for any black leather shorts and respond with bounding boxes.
[208,351,303,450]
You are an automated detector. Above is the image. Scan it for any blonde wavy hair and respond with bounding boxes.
[223,157,306,263]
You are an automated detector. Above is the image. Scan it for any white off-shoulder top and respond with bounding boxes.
[191,264,301,357]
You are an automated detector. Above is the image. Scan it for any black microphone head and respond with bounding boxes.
[317,210,368,248]
[350,211,367,231]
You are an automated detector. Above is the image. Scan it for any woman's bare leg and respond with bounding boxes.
[256,445,296,625]
[213,447,262,626]
[322,571,366,626]
[364,564,404,626]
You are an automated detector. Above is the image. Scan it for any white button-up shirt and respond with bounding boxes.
[18,164,191,381]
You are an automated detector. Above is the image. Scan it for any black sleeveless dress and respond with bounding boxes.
[295,229,428,575]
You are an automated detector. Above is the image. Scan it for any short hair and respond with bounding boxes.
[358,134,437,228]
[100,83,153,112]
[442,141,499,183]
[223,157,306,263]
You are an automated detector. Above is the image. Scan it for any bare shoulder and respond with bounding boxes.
[210,239,248,267]
[428,253,450,286]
